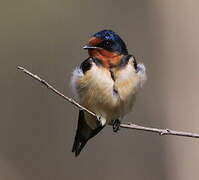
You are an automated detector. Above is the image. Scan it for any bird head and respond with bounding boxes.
[83,30,128,67]
[84,30,128,55]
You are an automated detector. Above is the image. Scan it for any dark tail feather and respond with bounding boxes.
[72,138,88,156]
[72,110,88,156]
[72,110,104,157]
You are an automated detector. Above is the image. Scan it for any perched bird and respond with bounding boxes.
[71,30,146,156]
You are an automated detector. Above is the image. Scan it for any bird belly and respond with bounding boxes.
[71,64,139,128]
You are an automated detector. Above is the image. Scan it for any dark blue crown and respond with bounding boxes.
[93,30,128,55]
[93,30,118,41]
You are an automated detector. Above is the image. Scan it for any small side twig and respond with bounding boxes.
[17,66,199,139]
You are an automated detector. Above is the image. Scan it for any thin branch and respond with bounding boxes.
[17,66,95,117]
[120,123,199,138]
[17,66,199,139]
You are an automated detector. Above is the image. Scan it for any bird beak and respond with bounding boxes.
[83,45,98,49]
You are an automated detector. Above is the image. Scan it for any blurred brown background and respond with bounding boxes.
[1,0,199,179]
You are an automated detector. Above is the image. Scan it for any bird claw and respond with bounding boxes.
[112,119,121,132]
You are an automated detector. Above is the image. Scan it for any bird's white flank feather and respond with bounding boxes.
[136,63,147,88]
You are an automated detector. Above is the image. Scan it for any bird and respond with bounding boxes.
[71,29,146,156]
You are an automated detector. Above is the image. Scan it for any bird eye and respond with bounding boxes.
[104,40,112,47]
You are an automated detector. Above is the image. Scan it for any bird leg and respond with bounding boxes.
[112,119,121,132]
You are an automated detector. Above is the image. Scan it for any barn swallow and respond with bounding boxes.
[71,30,146,156]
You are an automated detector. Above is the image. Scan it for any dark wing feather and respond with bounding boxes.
[72,110,104,156]
[80,57,102,74]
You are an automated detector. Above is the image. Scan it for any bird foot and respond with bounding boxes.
[112,119,120,132]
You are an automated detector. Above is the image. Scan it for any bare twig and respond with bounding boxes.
[17,66,199,139]
[17,66,95,117]
[120,123,199,138]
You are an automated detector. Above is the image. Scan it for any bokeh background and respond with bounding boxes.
[1,0,199,179]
